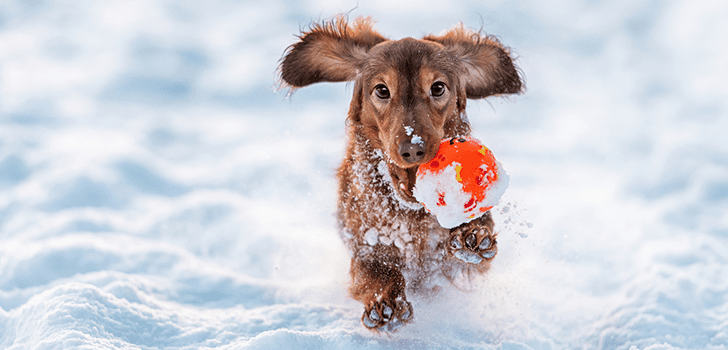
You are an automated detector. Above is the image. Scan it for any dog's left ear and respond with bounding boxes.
[424,25,524,99]
[279,16,387,89]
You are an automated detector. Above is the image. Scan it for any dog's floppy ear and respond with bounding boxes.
[279,16,387,89]
[424,25,524,99]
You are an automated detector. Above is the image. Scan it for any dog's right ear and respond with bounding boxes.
[424,24,524,99]
[279,16,387,89]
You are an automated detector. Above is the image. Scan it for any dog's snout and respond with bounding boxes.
[399,141,426,163]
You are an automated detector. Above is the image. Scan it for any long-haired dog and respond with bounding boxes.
[279,16,523,331]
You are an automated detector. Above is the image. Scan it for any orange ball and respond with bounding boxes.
[413,137,509,228]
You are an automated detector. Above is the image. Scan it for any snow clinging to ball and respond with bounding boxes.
[413,137,509,228]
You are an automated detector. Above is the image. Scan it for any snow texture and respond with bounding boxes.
[1,0,728,349]
[411,134,423,145]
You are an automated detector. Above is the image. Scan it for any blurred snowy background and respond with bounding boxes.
[1,0,726,348]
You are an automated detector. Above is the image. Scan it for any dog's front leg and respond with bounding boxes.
[448,211,498,264]
[349,244,413,332]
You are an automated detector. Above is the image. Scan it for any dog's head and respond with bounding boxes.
[279,16,523,203]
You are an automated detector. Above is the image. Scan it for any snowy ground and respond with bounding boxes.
[1,0,727,349]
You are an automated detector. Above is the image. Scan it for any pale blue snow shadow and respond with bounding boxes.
[0,155,30,186]
[628,145,728,235]
[701,179,728,203]
[102,39,208,104]
[42,177,131,210]
[3,247,123,290]
[630,146,728,200]
[173,276,279,308]
[1,99,63,127]
[0,238,280,311]
[40,161,187,211]
[116,160,187,197]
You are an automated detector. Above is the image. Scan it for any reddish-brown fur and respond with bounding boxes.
[279,16,523,331]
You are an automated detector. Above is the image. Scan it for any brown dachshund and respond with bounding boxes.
[279,16,523,331]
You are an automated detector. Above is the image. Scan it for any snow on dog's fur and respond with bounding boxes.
[279,16,523,331]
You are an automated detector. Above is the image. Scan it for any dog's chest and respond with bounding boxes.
[347,145,451,258]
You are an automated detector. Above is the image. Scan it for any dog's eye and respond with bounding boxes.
[373,84,390,99]
[430,81,447,97]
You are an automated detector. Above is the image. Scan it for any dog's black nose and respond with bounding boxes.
[399,141,426,163]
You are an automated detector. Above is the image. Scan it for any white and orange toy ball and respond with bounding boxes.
[413,137,509,229]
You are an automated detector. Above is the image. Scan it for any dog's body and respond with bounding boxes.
[279,16,523,331]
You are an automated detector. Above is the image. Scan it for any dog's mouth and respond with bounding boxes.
[388,163,419,203]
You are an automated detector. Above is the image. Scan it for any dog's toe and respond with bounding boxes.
[363,308,380,328]
[450,236,463,249]
[481,250,496,259]
[478,236,491,250]
[464,230,479,250]
[396,298,413,322]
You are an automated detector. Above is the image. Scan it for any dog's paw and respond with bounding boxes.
[361,297,413,332]
[449,225,497,264]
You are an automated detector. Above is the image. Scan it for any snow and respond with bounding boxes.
[364,228,379,246]
[405,126,424,145]
[411,134,423,145]
[1,0,727,349]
